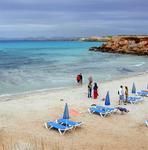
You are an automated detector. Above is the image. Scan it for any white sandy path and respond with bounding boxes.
[0,73,148,150]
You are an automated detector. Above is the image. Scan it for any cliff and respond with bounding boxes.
[89,36,148,55]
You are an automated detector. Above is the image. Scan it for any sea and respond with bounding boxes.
[0,40,148,95]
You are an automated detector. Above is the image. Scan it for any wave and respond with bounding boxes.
[134,62,145,67]
[117,67,134,73]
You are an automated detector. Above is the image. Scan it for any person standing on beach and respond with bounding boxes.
[125,86,129,104]
[88,76,93,84]
[93,82,98,99]
[88,82,92,98]
[118,85,124,105]
[76,74,81,84]
[79,73,83,85]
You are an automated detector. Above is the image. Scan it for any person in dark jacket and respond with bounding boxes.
[93,82,98,99]
[88,82,92,98]
[79,73,83,85]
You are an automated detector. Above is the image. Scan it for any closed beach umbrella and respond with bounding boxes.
[105,91,110,106]
[63,103,70,119]
[132,82,136,94]
[147,83,148,89]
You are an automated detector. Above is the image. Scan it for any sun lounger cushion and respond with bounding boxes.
[89,107,111,117]
[96,105,115,112]
[128,96,143,103]
[56,118,82,127]
[137,91,148,96]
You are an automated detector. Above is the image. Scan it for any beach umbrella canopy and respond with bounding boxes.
[63,103,70,119]
[132,82,136,94]
[105,91,110,106]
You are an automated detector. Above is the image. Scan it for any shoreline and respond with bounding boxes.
[0,70,148,100]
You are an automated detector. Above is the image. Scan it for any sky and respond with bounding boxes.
[0,0,148,38]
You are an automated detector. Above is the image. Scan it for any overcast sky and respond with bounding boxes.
[0,0,148,38]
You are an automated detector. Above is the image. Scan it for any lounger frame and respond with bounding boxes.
[88,108,112,118]
[44,122,72,135]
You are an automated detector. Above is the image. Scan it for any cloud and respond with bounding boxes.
[0,0,147,37]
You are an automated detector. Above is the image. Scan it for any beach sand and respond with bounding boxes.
[0,73,148,150]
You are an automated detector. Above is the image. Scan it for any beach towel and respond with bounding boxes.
[70,109,81,116]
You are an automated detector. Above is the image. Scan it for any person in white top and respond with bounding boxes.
[118,85,124,105]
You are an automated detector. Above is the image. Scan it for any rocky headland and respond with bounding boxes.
[89,36,148,55]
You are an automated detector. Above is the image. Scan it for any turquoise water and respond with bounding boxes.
[0,41,148,95]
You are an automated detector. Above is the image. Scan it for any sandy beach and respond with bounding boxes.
[0,72,148,150]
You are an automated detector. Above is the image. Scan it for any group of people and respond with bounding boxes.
[88,77,99,99]
[76,74,99,99]
[118,85,129,105]
[76,74,129,104]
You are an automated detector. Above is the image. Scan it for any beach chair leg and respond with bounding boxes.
[100,113,104,118]
[104,113,109,117]
[44,123,53,130]
[88,108,93,114]
[48,126,53,130]
[58,129,64,135]
[108,112,111,116]
[62,129,68,135]
[44,123,48,129]
[104,111,111,117]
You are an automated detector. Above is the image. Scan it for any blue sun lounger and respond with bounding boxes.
[145,120,148,126]
[44,121,73,135]
[137,90,148,97]
[128,96,143,104]
[95,105,116,113]
[56,119,82,128]
[88,107,112,117]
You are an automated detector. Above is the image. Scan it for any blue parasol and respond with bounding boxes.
[105,91,111,106]
[132,82,136,94]
[63,103,70,119]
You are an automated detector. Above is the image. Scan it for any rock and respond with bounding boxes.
[89,36,148,55]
